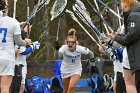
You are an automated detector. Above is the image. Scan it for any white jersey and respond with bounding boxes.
[113,59,124,81]
[15,46,27,66]
[0,16,21,61]
[113,59,123,73]
[59,45,90,74]
[15,45,32,75]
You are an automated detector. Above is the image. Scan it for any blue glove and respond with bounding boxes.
[116,47,124,62]
[30,41,40,51]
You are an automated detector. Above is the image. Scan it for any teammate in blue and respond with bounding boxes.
[11,30,40,93]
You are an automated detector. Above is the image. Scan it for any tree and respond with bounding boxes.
[8,0,120,61]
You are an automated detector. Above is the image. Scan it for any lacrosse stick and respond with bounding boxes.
[56,14,63,42]
[93,0,110,34]
[104,7,114,29]
[38,0,67,42]
[73,0,116,60]
[22,0,50,29]
[86,0,114,33]
[97,0,122,20]
[116,0,122,28]
[85,0,114,34]
[26,0,30,38]
[54,13,63,58]
[65,9,101,47]
[13,0,17,18]
[73,1,100,37]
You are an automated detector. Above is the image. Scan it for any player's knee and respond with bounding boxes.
[19,85,25,93]
[63,89,68,93]
[125,78,135,86]
[1,87,9,93]
[68,85,75,91]
[113,86,116,93]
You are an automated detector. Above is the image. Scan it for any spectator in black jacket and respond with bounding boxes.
[106,0,140,93]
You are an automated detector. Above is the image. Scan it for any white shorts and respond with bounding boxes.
[61,70,82,78]
[122,48,130,69]
[0,60,15,76]
[122,54,130,69]
[114,71,117,81]
[21,65,27,84]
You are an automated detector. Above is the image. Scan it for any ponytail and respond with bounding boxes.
[65,28,79,45]
[68,28,76,36]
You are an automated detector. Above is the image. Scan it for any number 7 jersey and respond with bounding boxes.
[0,16,21,61]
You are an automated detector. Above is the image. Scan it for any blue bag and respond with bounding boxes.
[88,74,104,93]
[50,75,63,93]
[52,59,63,76]
[31,75,51,93]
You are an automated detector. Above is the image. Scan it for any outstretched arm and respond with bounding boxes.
[19,41,40,55]
[20,47,33,55]
[87,50,94,59]
[55,51,63,59]
[114,13,140,46]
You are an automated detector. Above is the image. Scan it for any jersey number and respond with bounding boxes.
[72,59,75,63]
[0,28,7,43]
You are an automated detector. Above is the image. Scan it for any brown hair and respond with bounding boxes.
[0,0,6,6]
[121,0,137,8]
[65,28,79,45]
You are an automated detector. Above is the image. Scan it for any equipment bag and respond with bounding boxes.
[88,74,104,93]
[26,75,51,93]
[52,59,63,76]
[50,75,63,93]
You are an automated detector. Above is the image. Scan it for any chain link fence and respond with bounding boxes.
[26,58,114,92]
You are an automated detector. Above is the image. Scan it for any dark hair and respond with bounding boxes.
[0,0,6,11]
[21,30,27,39]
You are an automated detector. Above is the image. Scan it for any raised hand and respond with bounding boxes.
[30,41,40,51]
[54,41,60,50]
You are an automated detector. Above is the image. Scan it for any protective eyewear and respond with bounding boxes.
[67,41,76,44]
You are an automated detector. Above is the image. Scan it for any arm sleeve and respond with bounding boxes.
[79,46,90,55]
[114,13,140,46]
[14,34,27,46]
[20,47,33,55]
[87,50,94,58]
[112,41,123,49]
[13,19,21,35]
[55,51,63,59]
[55,45,64,59]
[59,45,65,53]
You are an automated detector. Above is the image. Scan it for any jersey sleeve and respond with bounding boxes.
[13,19,21,35]
[20,47,33,55]
[79,46,90,55]
[19,47,26,53]
[59,45,65,53]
